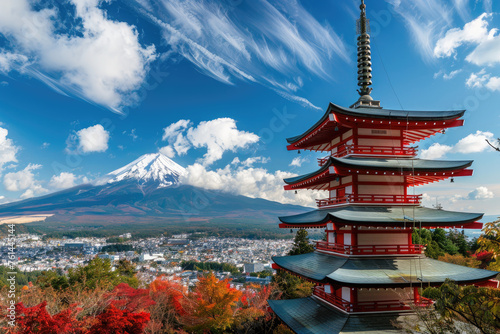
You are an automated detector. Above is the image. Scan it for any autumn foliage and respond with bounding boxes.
[1,271,281,333]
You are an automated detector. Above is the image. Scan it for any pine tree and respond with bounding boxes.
[288,229,314,256]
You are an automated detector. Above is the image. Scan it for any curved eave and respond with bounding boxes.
[327,257,498,288]
[273,252,498,288]
[328,102,466,121]
[284,158,334,185]
[279,206,484,227]
[283,157,474,189]
[268,297,406,334]
[285,103,466,149]
[332,157,473,172]
[286,108,330,144]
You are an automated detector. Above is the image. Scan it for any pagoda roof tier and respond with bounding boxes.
[268,297,407,334]
[286,103,465,151]
[272,252,498,287]
[278,206,483,229]
[284,157,473,190]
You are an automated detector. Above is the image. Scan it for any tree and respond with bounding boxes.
[181,273,242,333]
[288,229,314,256]
[437,253,480,268]
[477,219,500,270]
[88,304,150,334]
[422,279,500,334]
[68,257,138,290]
[12,301,84,334]
[272,271,314,300]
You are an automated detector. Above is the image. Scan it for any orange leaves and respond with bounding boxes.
[181,273,242,333]
[5,273,281,333]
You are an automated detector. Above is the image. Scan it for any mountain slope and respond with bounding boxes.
[0,153,308,228]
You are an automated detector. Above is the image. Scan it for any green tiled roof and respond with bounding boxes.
[286,102,465,144]
[278,206,483,227]
[272,252,498,286]
[273,252,347,281]
[268,297,407,334]
[332,157,473,171]
[283,157,472,185]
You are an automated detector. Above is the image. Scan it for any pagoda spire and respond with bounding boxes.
[351,0,380,109]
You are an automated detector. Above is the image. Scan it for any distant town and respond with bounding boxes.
[1,232,293,287]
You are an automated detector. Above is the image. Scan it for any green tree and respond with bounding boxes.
[68,257,138,290]
[422,279,500,334]
[37,270,70,290]
[288,229,314,256]
[272,270,314,300]
[425,241,445,259]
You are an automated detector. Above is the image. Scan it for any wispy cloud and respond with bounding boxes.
[133,0,349,109]
[386,0,454,62]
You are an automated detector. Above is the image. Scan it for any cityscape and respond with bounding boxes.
[1,232,292,285]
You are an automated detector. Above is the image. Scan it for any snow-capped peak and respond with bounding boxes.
[107,153,186,188]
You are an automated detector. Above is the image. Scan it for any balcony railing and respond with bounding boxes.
[313,286,432,313]
[318,145,417,165]
[316,194,422,207]
[316,241,423,255]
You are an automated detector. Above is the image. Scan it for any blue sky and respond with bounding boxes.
[0,0,499,216]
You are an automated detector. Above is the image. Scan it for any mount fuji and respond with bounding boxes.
[0,153,307,235]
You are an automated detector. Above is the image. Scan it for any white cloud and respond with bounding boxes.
[467,186,494,200]
[135,0,345,109]
[466,69,500,92]
[289,156,308,167]
[3,164,47,199]
[232,156,270,167]
[467,35,500,66]
[434,69,462,80]
[0,127,19,173]
[161,118,259,166]
[0,51,29,73]
[181,163,321,207]
[20,184,47,199]
[0,0,156,112]
[420,130,495,159]
[434,13,495,58]
[466,69,489,87]
[159,145,176,158]
[49,172,88,190]
[420,143,452,159]
[454,130,494,153]
[68,124,110,154]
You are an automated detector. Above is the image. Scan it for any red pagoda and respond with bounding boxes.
[268,1,498,333]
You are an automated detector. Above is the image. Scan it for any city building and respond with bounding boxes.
[268,1,499,333]
[244,263,264,273]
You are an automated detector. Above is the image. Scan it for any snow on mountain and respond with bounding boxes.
[106,153,186,188]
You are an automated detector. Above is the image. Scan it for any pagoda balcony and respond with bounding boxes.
[316,194,422,207]
[318,145,418,165]
[313,286,432,313]
[315,241,424,255]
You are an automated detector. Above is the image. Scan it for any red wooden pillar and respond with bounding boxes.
[351,287,358,312]
[352,226,358,245]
